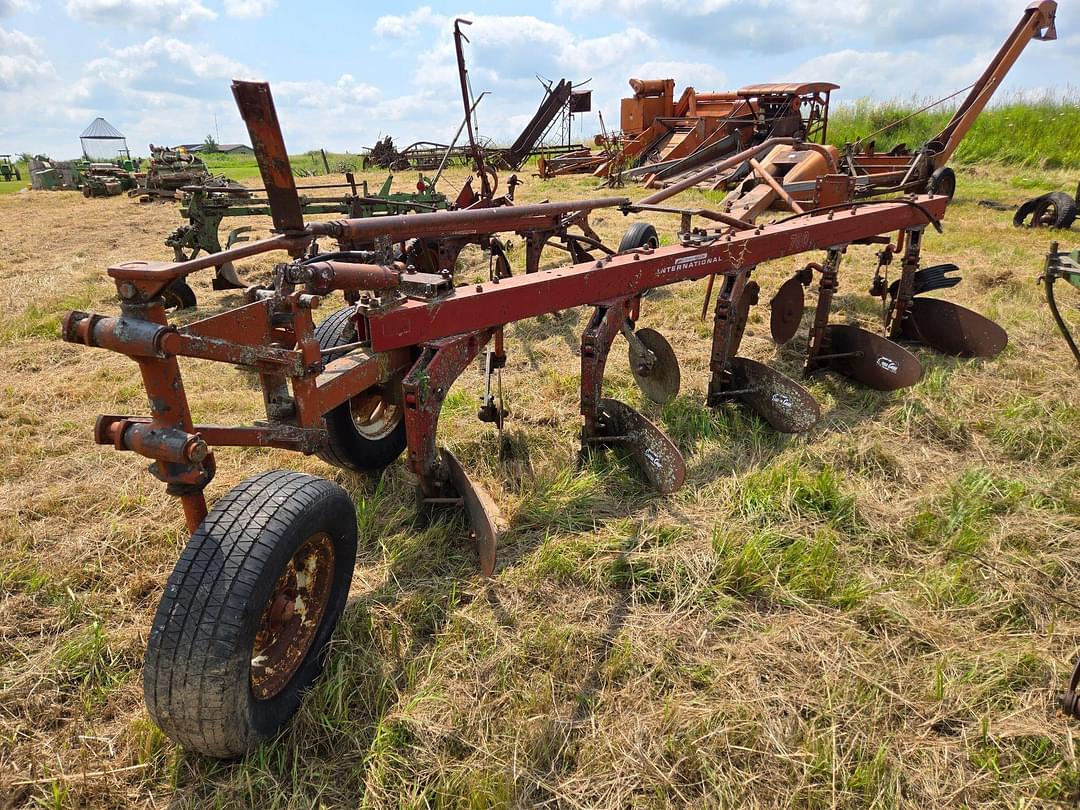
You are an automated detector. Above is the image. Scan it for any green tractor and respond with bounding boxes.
[0,155,22,182]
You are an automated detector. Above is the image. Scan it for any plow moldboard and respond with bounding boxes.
[825,324,923,391]
[597,398,685,494]
[902,297,1008,358]
[441,448,503,576]
[727,356,820,433]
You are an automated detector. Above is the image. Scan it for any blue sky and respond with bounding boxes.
[1,0,1075,159]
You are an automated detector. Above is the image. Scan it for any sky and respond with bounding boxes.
[1,0,1075,160]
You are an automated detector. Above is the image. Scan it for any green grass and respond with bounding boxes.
[827,93,1080,169]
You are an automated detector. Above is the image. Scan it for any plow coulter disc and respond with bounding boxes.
[730,280,760,357]
[902,297,1008,358]
[441,448,503,577]
[824,324,923,391]
[596,398,686,494]
[727,357,820,433]
[770,275,806,345]
[629,328,681,404]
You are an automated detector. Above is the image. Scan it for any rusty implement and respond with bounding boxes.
[441,448,503,576]
[232,81,305,235]
[60,57,978,760]
[770,273,808,345]
[820,324,923,391]
[593,398,686,494]
[628,327,681,404]
[900,297,1008,358]
[726,357,820,433]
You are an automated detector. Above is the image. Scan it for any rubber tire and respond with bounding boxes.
[1014,194,1049,227]
[143,471,357,758]
[927,167,956,200]
[161,279,197,310]
[1035,192,1077,229]
[314,306,407,472]
[618,222,659,252]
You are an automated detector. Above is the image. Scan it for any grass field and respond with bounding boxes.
[0,158,1078,809]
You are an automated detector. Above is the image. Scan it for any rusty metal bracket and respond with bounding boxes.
[402,329,494,495]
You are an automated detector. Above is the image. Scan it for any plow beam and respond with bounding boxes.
[365,197,949,352]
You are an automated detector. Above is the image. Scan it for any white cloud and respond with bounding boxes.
[223,0,273,19]
[373,5,440,38]
[0,0,32,16]
[785,48,984,102]
[275,74,380,109]
[65,0,216,30]
[554,0,1024,51]
[82,36,258,86]
[0,25,52,90]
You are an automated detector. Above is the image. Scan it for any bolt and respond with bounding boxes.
[476,284,483,292]
[118,282,138,300]
[186,436,209,463]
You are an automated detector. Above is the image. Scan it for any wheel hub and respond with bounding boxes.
[250,532,335,701]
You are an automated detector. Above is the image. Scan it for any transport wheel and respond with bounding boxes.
[1031,192,1077,229]
[143,471,357,758]
[927,167,956,200]
[161,279,197,310]
[314,306,407,472]
[618,222,659,252]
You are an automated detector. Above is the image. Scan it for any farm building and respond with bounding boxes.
[176,143,254,155]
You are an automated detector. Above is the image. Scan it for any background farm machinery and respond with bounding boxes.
[164,173,452,302]
[0,154,22,181]
[538,79,834,182]
[60,69,1022,757]
[540,0,1057,228]
[131,144,224,201]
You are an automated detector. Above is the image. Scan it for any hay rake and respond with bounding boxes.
[62,75,1014,757]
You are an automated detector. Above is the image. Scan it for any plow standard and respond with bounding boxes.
[60,4,1058,759]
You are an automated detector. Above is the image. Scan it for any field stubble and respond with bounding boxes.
[0,164,1078,808]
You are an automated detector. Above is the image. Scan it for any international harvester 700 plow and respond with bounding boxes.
[62,3,1056,758]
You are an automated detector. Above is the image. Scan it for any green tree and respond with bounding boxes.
[202,134,221,153]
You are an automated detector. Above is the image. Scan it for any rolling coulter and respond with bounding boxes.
[61,75,1012,758]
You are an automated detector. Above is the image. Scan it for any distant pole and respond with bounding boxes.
[214,113,220,143]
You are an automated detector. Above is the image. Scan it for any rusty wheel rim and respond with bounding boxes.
[349,387,401,441]
[250,532,335,701]
[1033,200,1058,228]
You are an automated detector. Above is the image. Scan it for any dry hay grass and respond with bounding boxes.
[0,164,1078,808]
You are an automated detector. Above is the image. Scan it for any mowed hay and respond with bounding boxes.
[0,164,1078,808]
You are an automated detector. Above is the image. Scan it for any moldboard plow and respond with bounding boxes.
[63,78,1009,758]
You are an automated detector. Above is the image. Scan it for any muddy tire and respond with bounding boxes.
[618,222,659,252]
[144,471,357,758]
[1014,192,1076,229]
[314,306,407,472]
